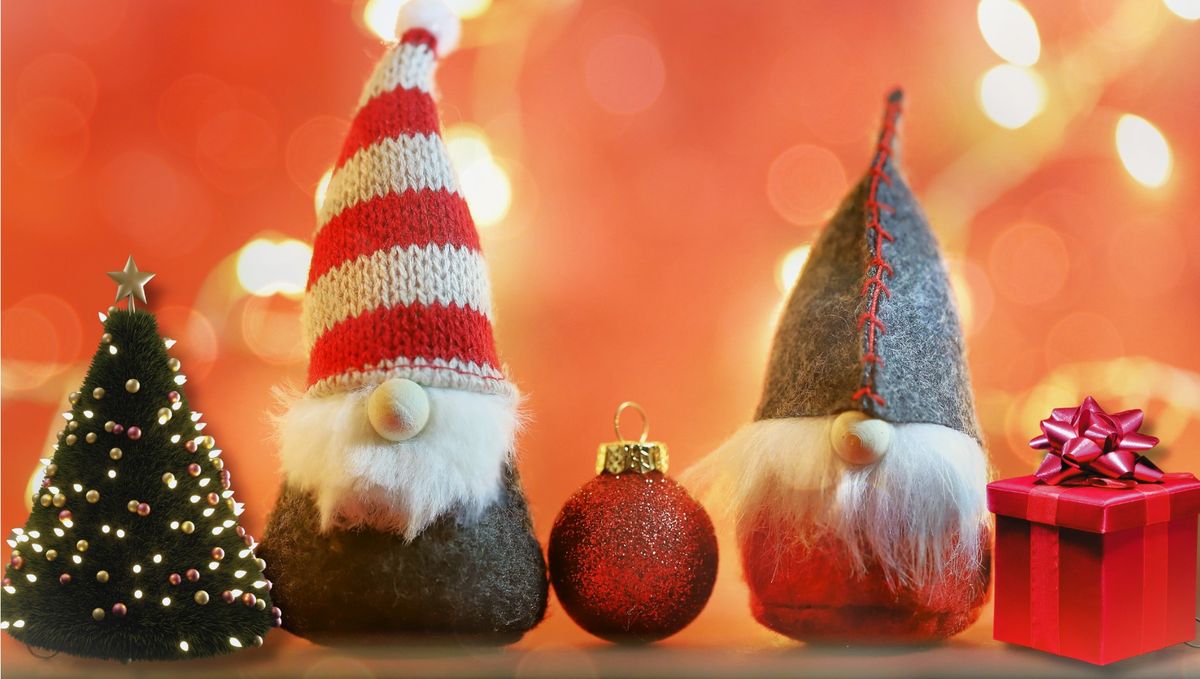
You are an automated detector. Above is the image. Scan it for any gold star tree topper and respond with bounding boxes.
[107,256,155,311]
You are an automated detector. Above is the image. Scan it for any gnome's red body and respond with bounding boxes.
[743,519,991,641]
[687,91,991,643]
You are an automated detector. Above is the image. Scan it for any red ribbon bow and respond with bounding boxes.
[1029,396,1162,489]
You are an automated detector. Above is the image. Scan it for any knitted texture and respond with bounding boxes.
[260,465,548,642]
[305,27,513,399]
[757,90,981,441]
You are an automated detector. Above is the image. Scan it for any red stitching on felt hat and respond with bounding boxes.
[853,91,903,410]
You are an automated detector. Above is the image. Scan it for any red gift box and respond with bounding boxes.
[987,473,1200,665]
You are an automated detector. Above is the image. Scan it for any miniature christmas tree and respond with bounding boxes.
[1,257,279,660]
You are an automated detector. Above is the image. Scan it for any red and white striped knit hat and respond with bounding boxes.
[303,1,513,403]
[278,0,520,537]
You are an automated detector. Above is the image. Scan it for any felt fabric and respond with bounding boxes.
[757,91,981,442]
[259,465,547,643]
[687,91,991,643]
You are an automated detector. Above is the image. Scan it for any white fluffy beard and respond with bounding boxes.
[683,416,990,590]
[274,385,521,540]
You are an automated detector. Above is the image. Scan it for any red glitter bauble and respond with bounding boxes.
[548,471,718,643]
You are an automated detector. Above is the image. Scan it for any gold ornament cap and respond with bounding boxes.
[596,401,669,475]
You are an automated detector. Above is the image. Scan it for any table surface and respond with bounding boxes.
[2,629,1198,679]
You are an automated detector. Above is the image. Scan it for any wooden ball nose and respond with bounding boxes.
[831,411,893,466]
[367,378,431,442]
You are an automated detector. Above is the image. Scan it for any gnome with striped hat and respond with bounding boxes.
[261,0,547,642]
[686,91,991,642]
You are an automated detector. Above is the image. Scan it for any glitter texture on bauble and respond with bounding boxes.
[547,402,717,643]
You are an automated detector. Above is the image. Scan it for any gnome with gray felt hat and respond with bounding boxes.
[260,0,547,643]
[687,90,991,642]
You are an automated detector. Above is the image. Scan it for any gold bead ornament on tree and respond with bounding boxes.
[548,402,718,643]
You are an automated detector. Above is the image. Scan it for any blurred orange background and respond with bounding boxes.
[3,0,1199,653]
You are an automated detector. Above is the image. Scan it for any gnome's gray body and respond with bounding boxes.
[261,466,547,643]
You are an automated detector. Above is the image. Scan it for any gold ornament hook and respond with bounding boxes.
[613,401,649,444]
[598,402,667,475]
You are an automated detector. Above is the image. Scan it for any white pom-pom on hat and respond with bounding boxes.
[396,0,461,56]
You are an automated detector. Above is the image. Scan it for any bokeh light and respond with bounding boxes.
[947,257,994,337]
[1084,1,1170,53]
[195,108,278,194]
[24,463,47,512]
[16,53,97,116]
[8,97,89,179]
[1,306,61,391]
[7,295,83,367]
[44,0,128,46]
[775,245,811,294]
[240,295,306,365]
[447,0,492,20]
[585,33,666,115]
[286,116,350,198]
[157,74,236,155]
[154,306,220,381]
[444,125,512,227]
[978,64,1045,129]
[314,167,334,214]
[362,0,493,41]
[977,0,1041,66]
[235,238,313,298]
[766,145,847,225]
[1115,114,1172,188]
[363,0,407,41]
[1044,311,1124,367]
[0,295,83,395]
[1163,0,1200,20]
[1006,379,1080,457]
[1106,219,1185,296]
[987,222,1069,304]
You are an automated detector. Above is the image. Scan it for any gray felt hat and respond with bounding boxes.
[756,90,981,442]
